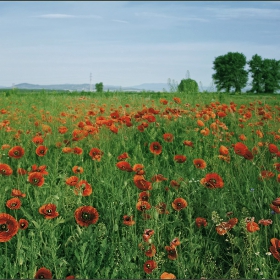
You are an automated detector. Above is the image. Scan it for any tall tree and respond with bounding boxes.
[95,82,103,93]
[262,59,280,93]
[248,55,280,93]
[212,52,248,93]
[247,54,263,93]
[178,78,198,94]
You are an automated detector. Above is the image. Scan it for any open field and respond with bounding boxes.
[0,90,280,279]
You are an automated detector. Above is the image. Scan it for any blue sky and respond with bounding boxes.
[1,1,280,88]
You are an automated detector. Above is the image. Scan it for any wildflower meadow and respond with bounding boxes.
[0,89,280,279]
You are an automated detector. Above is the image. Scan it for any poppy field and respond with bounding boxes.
[0,90,280,279]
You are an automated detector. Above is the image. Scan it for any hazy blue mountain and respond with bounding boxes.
[0,83,168,92]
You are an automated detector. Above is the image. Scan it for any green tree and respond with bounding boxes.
[95,82,103,93]
[248,55,280,93]
[262,59,280,93]
[178,78,199,94]
[247,54,263,93]
[212,52,248,93]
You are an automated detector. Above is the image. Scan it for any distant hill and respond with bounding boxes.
[0,83,168,92]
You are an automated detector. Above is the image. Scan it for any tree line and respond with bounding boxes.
[212,52,280,94]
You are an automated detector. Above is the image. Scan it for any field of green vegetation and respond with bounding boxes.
[0,89,280,279]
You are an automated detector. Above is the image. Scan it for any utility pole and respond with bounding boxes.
[90,73,92,92]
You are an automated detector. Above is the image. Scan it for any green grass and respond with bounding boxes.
[0,89,279,279]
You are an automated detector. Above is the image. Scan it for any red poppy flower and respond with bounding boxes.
[258,219,273,226]
[200,127,210,136]
[73,147,83,155]
[143,260,157,274]
[1,144,10,150]
[66,176,79,186]
[58,126,68,134]
[239,134,247,141]
[165,245,177,260]
[243,149,254,160]
[171,237,180,247]
[62,147,73,154]
[270,204,280,214]
[123,215,135,226]
[34,267,52,279]
[260,170,275,180]
[39,204,59,219]
[202,173,224,189]
[160,272,176,279]
[216,222,232,235]
[18,219,28,230]
[217,111,227,118]
[74,206,99,227]
[116,161,133,172]
[32,136,44,145]
[137,124,145,132]
[72,166,84,174]
[173,97,181,104]
[246,221,260,232]
[65,276,76,279]
[197,120,205,127]
[274,163,280,172]
[11,189,26,198]
[6,198,21,210]
[117,152,129,161]
[193,158,207,169]
[136,201,151,212]
[269,143,279,154]
[35,145,48,157]
[270,238,280,261]
[0,163,13,176]
[133,164,145,175]
[30,164,48,175]
[219,145,229,156]
[89,148,103,161]
[183,140,194,148]
[134,175,152,191]
[72,129,87,141]
[149,142,162,155]
[160,99,168,105]
[143,114,156,123]
[74,180,92,196]
[0,213,19,242]
[272,197,280,206]
[138,191,150,201]
[145,244,156,257]
[195,217,208,228]
[227,218,238,228]
[174,155,187,163]
[234,142,248,156]
[142,229,155,242]
[28,172,45,187]
[8,146,25,159]
[151,174,168,182]
[172,198,187,211]
[163,133,174,142]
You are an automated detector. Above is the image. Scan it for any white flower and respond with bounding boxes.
[266,252,272,256]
